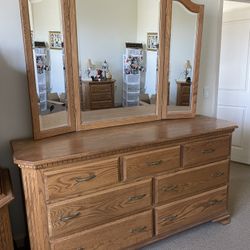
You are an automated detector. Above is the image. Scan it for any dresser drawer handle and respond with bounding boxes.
[162,185,178,192]
[76,248,85,250]
[212,171,225,178]
[147,160,162,167]
[130,226,147,234]
[128,194,146,202]
[208,199,223,206]
[60,212,80,222]
[202,148,215,154]
[162,215,177,222]
[74,173,96,183]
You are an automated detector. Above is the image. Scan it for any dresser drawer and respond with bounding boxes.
[91,92,112,101]
[51,210,153,250]
[90,84,112,93]
[155,160,229,205]
[48,179,152,237]
[183,136,231,168]
[44,158,119,201]
[155,187,228,236]
[90,100,113,110]
[122,146,181,180]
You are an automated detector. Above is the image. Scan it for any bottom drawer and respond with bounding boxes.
[155,187,228,236]
[51,210,153,250]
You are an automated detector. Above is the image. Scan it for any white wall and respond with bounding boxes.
[137,0,160,44]
[0,0,223,243]
[0,0,32,243]
[196,0,224,117]
[137,0,160,96]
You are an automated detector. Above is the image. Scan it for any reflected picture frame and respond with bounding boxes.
[49,31,63,50]
[147,32,158,51]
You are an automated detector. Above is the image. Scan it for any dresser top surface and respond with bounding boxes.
[11,116,237,167]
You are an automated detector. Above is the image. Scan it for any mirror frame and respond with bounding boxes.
[162,0,204,119]
[19,0,76,139]
[20,0,204,140]
[70,0,167,131]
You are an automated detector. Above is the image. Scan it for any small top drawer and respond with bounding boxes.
[44,158,119,201]
[182,136,231,168]
[122,147,181,180]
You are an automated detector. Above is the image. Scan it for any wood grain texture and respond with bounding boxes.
[48,179,152,238]
[21,168,50,250]
[51,210,153,250]
[155,160,229,205]
[44,158,119,201]
[0,207,14,250]
[12,116,237,168]
[14,120,236,250]
[176,81,191,106]
[123,146,180,180]
[88,81,115,110]
[155,186,228,236]
[183,136,231,168]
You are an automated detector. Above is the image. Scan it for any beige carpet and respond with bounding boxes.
[143,162,250,250]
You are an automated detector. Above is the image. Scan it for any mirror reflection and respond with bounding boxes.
[168,1,197,112]
[76,0,160,123]
[28,0,68,130]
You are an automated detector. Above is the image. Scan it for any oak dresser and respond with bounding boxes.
[12,116,237,250]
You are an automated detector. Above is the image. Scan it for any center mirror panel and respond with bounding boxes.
[168,0,198,113]
[75,0,161,125]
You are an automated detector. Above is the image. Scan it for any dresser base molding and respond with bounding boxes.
[128,212,231,250]
[212,214,231,225]
[12,116,237,250]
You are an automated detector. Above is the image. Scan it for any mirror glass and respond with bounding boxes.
[28,0,69,130]
[168,1,197,112]
[76,0,160,123]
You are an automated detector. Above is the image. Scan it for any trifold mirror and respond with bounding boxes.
[20,0,204,139]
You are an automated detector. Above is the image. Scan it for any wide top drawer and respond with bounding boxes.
[182,136,231,168]
[122,146,181,180]
[44,158,119,201]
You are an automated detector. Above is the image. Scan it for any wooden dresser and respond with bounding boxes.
[0,168,14,250]
[176,81,191,106]
[12,116,237,250]
[81,80,115,111]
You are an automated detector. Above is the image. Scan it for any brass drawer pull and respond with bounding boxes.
[128,194,146,202]
[162,184,178,192]
[147,160,163,167]
[162,215,177,222]
[60,211,81,222]
[202,148,215,154]
[208,199,223,206]
[74,173,96,183]
[212,171,225,178]
[130,226,147,234]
